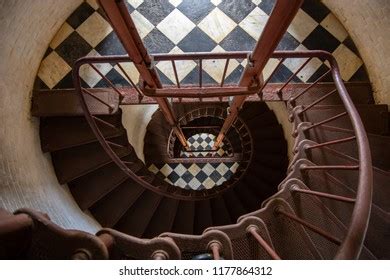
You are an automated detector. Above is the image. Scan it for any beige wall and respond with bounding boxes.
[0,0,100,233]
[323,0,390,106]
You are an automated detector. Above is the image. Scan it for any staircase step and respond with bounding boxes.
[32,89,120,117]
[241,175,276,204]
[273,185,376,259]
[245,111,279,129]
[239,102,269,121]
[299,105,388,135]
[194,200,213,234]
[292,82,373,105]
[247,163,285,187]
[147,118,171,138]
[301,169,389,259]
[243,198,321,259]
[304,146,390,212]
[251,152,289,170]
[210,217,275,259]
[114,191,162,237]
[171,201,195,234]
[304,125,390,170]
[142,198,179,238]
[250,124,285,140]
[51,134,132,184]
[222,189,247,222]
[252,139,288,154]
[40,113,123,152]
[89,179,145,228]
[234,182,262,212]
[68,157,135,210]
[210,196,232,226]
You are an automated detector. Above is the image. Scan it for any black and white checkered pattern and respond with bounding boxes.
[35,0,369,90]
[148,133,238,190]
[181,133,227,157]
[149,162,239,190]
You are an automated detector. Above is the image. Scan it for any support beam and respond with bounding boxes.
[213,0,304,148]
[98,0,188,149]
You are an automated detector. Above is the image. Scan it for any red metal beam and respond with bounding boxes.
[213,0,304,148]
[98,0,188,149]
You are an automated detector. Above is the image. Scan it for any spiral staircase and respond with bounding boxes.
[1,0,389,260]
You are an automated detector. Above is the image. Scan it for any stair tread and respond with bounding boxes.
[142,198,179,238]
[234,182,262,212]
[300,104,388,135]
[40,114,123,152]
[194,200,213,234]
[238,102,269,121]
[304,146,390,212]
[114,191,163,237]
[51,134,132,183]
[90,179,145,228]
[32,89,120,117]
[222,189,247,222]
[245,198,321,259]
[171,201,195,234]
[305,125,390,170]
[210,196,232,226]
[69,159,132,210]
[282,173,385,259]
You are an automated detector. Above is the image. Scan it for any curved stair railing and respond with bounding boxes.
[69,49,373,259]
[1,0,373,260]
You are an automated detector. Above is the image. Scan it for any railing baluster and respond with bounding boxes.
[89,63,124,98]
[303,111,348,131]
[106,140,126,148]
[301,165,359,171]
[305,136,356,150]
[247,226,281,260]
[220,58,230,87]
[209,242,222,260]
[299,89,338,115]
[82,88,114,110]
[171,60,180,88]
[258,58,285,96]
[199,59,203,88]
[92,116,117,129]
[116,63,144,102]
[291,187,355,203]
[290,69,332,102]
[276,208,342,245]
[278,58,311,93]
[152,253,167,260]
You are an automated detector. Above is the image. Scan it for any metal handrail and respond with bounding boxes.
[73,56,253,201]
[273,50,373,259]
[73,50,372,259]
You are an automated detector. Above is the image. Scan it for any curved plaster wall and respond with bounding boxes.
[322,0,390,106]
[0,0,100,233]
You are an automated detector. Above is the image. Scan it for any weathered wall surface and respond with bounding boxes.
[323,0,390,106]
[0,0,100,233]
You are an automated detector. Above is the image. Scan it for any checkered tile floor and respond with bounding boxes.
[181,133,229,157]
[35,0,369,90]
[149,133,238,190]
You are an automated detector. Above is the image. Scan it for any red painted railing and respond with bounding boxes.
[73,50,372,259]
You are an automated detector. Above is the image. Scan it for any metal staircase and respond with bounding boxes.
[1,0,390,260]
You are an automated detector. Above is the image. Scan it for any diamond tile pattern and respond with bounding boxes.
[35,0,368,89]
[148,133,238,190]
